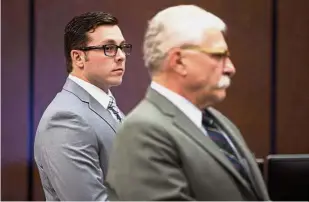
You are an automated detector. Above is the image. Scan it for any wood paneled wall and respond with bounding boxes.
[2,0,30,200]
[277,0,309,154]
[2,0,308,200]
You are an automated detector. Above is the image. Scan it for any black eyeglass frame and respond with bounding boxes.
[77,43,132,57]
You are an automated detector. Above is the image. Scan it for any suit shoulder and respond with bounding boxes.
[116,100,174,145]
[125,99,169,126]
[37,91,92,132]
[41,89,89,117]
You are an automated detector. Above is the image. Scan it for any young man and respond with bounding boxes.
[34,11,132,200]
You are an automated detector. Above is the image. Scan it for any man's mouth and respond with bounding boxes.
[112,68,124,72]
[216,75,231,89]
[111,68,124,76]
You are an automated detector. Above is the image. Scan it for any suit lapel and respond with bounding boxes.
[207,107,269,200]
[172,110,253,193]
[146,88,254,195]
[88,96,118,133]
[63,78,118,133]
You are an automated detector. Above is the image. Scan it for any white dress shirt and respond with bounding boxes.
[68,74,119,121]
[151,81,203,130]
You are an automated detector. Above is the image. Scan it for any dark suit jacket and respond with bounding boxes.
[106,88,269,201]
[34,78,120,200]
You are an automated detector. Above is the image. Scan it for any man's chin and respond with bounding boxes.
[109,79,123,87]
[202,90,227,108]
[213,89,227,103]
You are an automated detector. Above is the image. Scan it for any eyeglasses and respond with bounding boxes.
[78,44,132,57]
[181,45,230,60]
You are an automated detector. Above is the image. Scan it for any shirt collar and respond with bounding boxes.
[68,74,113,109]
[150,81,202,129]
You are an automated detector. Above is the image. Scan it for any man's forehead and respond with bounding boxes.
[202,29,227,48]
[98,38,126,44]
[88,25,125,44]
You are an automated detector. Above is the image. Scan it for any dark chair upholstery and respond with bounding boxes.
[265,154,309,201]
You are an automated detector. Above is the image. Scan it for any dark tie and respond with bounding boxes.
[202,114,249,181]
[107,96,122,123]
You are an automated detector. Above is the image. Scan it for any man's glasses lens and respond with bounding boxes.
[104,44,132,56]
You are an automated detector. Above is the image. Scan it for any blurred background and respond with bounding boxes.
[2,0,309,200]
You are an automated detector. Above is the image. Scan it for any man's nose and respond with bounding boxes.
[224,58,236,77]
[114,48,126,62]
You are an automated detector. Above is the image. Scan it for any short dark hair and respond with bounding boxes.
[64,11,118,73]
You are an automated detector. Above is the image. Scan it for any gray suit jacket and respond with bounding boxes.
[106,88,269,201]
[34,78,120,200]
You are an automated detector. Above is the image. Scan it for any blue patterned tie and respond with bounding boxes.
[107,96,122,123]
[202,114,249,181]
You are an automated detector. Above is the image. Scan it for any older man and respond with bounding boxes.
[106,5,269,201]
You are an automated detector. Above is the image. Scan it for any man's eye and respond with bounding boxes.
[211,53,226,59]
[210,51,229,60]
[105,45,116,52]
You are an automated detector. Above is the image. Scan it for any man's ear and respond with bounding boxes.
[70,50,85,69]
[168,49,187,76]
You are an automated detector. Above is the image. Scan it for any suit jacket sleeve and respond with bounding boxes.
[107,121,194,201]
[39,111,107,201]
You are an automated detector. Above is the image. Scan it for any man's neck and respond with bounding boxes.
[69,73,110,93]
[152,77,199,108]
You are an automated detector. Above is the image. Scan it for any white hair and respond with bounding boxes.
[143,5,226,72]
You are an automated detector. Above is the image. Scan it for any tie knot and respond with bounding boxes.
[107,96,122,122]
[202,111,214,128]
[108,96,116,108]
